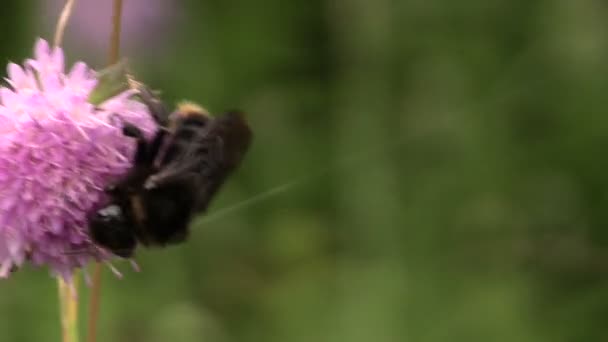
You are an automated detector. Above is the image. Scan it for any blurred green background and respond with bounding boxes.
[1,0,608,341]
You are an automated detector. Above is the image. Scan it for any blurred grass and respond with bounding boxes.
[1,0,608,341]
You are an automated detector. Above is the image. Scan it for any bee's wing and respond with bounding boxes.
[144,142,225,213]
[147,112,252,213]
[145,128,217,189]
[144,156,202,190]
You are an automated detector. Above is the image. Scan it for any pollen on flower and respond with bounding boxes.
[0,38,155,282]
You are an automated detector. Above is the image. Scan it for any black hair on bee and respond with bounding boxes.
[89,86,252,257]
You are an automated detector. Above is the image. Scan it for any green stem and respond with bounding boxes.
[109,0,124,64]
[87,2,124,342]
[86,265,102,342]
[53,0,76,47]
[58,277,79,342]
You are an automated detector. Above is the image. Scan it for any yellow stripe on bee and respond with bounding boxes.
[176,101,209,117]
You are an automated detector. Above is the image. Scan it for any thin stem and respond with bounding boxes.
[87,2,124,342]
[109,0,124,64]
[56,2,79,340]
[58,277,79,342]
[54,0,77,47]
[86,265,102,342]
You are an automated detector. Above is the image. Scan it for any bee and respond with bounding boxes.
[89,86,252,258]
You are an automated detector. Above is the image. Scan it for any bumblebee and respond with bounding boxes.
[89,86,252,257]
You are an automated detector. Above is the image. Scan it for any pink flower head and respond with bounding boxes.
[0,39,156,282]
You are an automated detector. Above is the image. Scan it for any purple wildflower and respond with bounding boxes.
[0,38,155,282]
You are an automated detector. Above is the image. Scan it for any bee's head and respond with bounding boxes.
[89,204,136,258]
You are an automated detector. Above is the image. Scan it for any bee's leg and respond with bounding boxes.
[122,123,151,166]
[145,139,223,190]
[123,122,169,166]
[144,167,198,189]
[148,129,167,164]
[122,123,145,139]
[137,86,170,127]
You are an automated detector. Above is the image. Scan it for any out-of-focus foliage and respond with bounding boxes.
[1,0,608,341]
